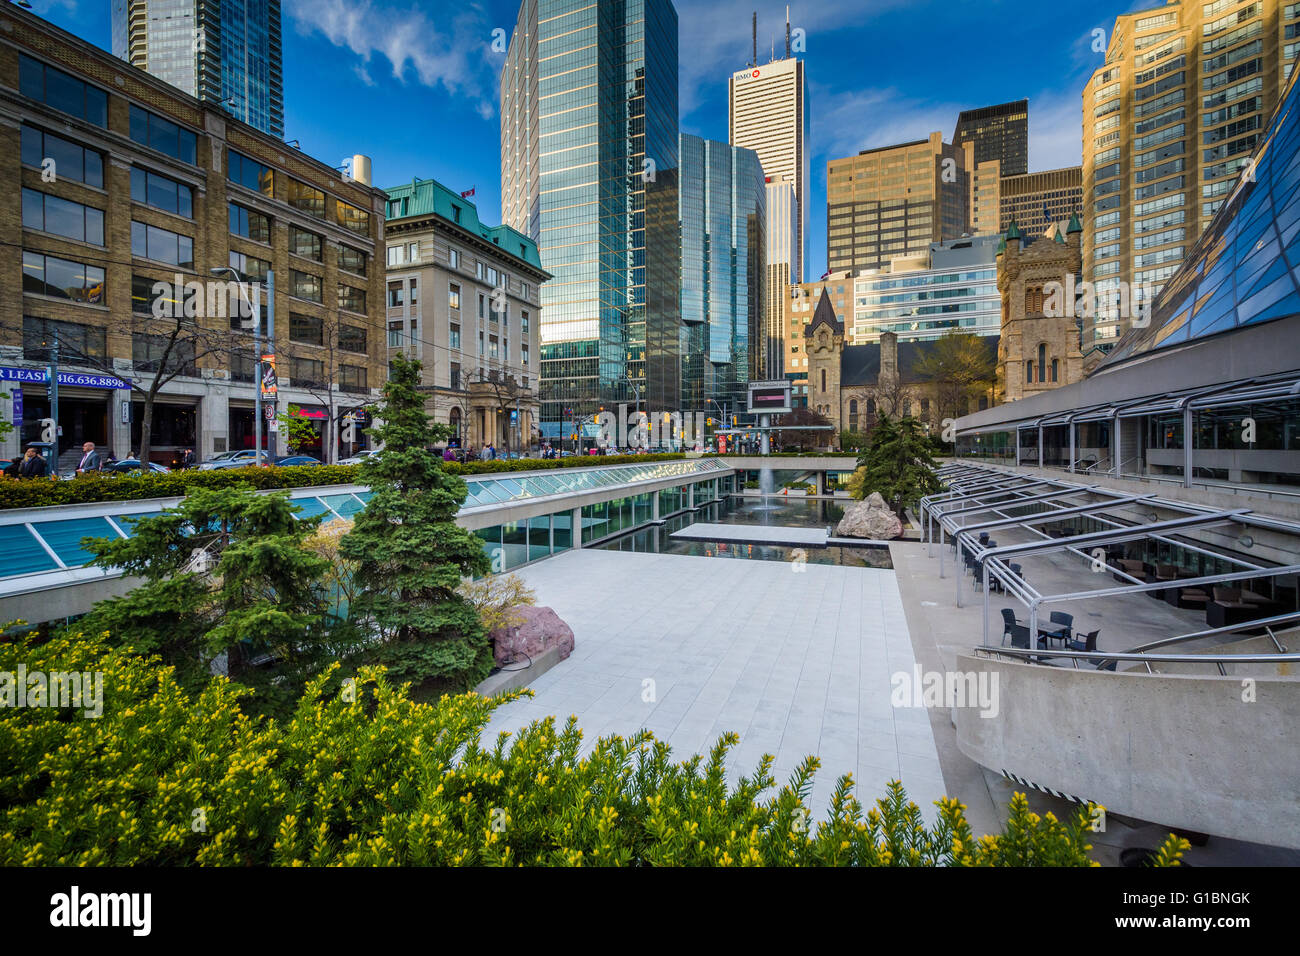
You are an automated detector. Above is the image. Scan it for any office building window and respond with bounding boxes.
[449,248,461,269]
[228,151,274,195]
[21,125,103,188]
[337,200,370,236]
[286,178,326,217]
[409,279,418,305]
[338,245,367,276]
[450,323,461,350]
[290,357,325,388]
[228,250,270,282]
[23,188,104,245]
[19,54,107,127]
[449,282,461,311]
[22,251,105,303]
[388,282,404,307]
[339,364,368,394]
[230,203,271,243]
[23,316,106,363]
[131,167,193,218]
[290,270,322,303]
[131,221,194,267]
[289,313,324,346]
[339,325,367,354]
[290,226,322,261]
[338,285,366,313]
[128,105,197,164]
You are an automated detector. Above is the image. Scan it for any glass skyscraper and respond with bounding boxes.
[501,0,680,435]
[112,0,284,138]
[679,134,765,417]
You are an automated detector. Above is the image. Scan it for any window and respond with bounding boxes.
[478,329,484,354]
[1026,360,1034,384]
[290,226,322,261]
[339,364,368,394]
[22,251,105,303]
[521,345,529,367]
[229,203,271,243]
[290,270,322,303]
[520,310,529,335]
[387,245,404,266]
[449,282,461,311]
[131,221,194,267]
[338,245,367,276]
[449,323,461,350]
[451,205,462,224]
[409,278,418,304]
[228,151,274,195]
[450,362,461,390]
[22,188,104,244]
[449,248,461,269]
[848,399,859,433]
[228,250,270,282]
[229,350,256,383]
[820,368,827,392]
[388,321,405,348]
[21,125,103,188]
[18,55,107,127]
[1051,359,1059,383]
[478,292,487,319]
[23,316,106,363]
[489,334,499,359]
[338,285,366,313]
[128,105,197,164]
[408,241,419,263]
[290,357,325,388]
[286,178,325,217]
[289,313,324,346]
[1038,344,1047,384]
[131,167,193,218]
[337,200,370,236]
[339,326,367,354]
[388,282,404,307]
[133,332,196,376]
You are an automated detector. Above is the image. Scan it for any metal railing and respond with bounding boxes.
[977,610,1300,675]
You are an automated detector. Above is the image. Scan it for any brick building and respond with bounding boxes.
[0,6,387,467]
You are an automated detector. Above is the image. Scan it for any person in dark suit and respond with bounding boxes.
[17,447,47,478]
[75,442,102,474]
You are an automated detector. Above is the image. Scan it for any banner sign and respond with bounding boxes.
[0,367,129,390]
[260,355,277,397]
[11,387,22,428]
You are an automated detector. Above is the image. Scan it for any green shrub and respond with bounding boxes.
[781,481,815,493]
[0,630,1190,867]
[0,454,689,510]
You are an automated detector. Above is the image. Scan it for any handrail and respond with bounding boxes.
[1126,609,1300,655]
[973,645,1300,676]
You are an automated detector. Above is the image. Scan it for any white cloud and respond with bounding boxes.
[285,0,501,120]
[1028,90,1083,171]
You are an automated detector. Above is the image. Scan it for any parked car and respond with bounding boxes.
[197,450,262,470]
[271,455,323,467]
[338,449,381,466]
[101,458,171,476]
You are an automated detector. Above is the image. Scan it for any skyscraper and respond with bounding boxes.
[765,181,799,378]
[1082,0,1297,355]
[501,0,680,435]
[112,0,284,138]
[729,54,809,280]
[953,99,1029,177]
[679,134,766,418]
[826,133,971,274]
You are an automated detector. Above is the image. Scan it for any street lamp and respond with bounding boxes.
[211,266,275,467]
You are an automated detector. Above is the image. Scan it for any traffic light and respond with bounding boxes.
[706,417,713,426]
[732,416,737,426]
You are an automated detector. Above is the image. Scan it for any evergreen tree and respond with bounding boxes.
[339,354,492,690]
[857,415,941,516]
[77,485,349,710]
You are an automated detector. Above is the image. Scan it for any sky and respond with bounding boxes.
[30,0,1165,277]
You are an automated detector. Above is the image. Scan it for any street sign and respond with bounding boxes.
[264,403,277,421]
[260,354,277,397]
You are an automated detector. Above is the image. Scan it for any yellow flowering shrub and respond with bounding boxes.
[0,630,1189,867]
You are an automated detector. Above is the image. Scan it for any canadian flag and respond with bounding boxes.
[461,187,476,199]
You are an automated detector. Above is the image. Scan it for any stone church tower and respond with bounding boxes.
[996,214,1086,403]
[805,288,843,418]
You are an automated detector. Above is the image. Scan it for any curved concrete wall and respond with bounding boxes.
[954,653,1300,848]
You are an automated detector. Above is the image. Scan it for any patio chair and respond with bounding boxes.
[1112,558,1147,583]
[1037,611,1073,644]
[978,532,990,546]
[1165,585,1210,611]
[1000,608,1025,645]
[1067,629,1100,653]
[1208,586,1265,630]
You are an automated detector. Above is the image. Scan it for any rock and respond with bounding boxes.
[835,491,903,540]
[490,605,575,666]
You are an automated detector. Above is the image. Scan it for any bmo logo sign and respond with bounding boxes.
[752,69,760,78]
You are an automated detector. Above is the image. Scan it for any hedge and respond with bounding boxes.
[0,453,688,510]
[0,630,1190,866]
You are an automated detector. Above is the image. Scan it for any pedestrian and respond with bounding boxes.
[443,446,454,462]
[17,447,47,478]
[75,442,102,474]
[181,448,195,468]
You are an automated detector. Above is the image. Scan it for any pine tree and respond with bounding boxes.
[339,354,492,690]
[77,484,347,710]
[857,415,941,516]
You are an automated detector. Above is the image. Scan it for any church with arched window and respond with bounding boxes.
[995,216,1088,403]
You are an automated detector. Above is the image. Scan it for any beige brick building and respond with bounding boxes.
[995,216,1086,404]
[0,6,387,467]
[383,177,549,454]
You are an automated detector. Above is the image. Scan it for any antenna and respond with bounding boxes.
[785,6,791,58]
[752,12,757,67]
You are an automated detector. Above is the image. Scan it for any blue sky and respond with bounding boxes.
[32,0,1162,276]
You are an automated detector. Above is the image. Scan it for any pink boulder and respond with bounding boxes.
[491,606,575,666]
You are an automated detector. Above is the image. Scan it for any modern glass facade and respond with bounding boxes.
[851,237,1001,342]
[112,0,284,138]
[502,0,680,437]
[679,134,765,416]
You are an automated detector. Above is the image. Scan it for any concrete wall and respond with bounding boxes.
[954,652,1300,848]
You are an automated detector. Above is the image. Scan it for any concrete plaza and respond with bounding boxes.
[482,547,948,822]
